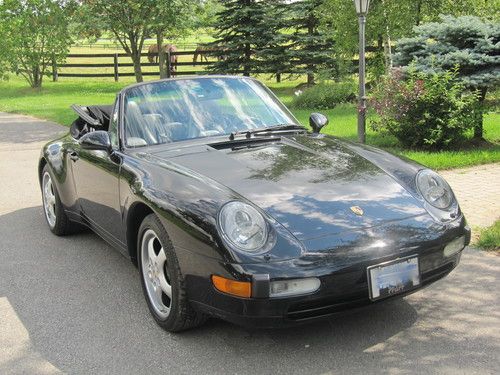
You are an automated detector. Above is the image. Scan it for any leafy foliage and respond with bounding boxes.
[395,15,500,92]
[292,81,356,110]
[370,68,479,150]
[319,0,496,78]
[394,15,500,138]
[211,0,335,81]
[79,0,197,82]
[284,0,336,84]
[210,0,278,75]
[0,0,74,88]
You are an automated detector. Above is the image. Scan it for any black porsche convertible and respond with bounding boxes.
[39,76,470,331]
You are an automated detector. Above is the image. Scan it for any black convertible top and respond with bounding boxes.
[70,104,113,139]
[88,105,112,127]
[71,104,112,128]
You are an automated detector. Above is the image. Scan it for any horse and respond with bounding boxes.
[147,44,178,73]
[193,44,227,64]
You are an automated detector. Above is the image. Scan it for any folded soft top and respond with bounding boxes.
[71,104,113,129]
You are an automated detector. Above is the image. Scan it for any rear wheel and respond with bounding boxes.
[41,165,76,236]
[138,214,206,332]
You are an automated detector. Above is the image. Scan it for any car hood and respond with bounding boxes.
[150,135,427,241]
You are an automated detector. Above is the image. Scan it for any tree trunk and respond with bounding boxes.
[307,18,315,85]
[32,65,42,88]
[307,71,315,85]
[130,42,143,83]
[157,31,167,79]
[381,0,393,71]
[243,42,251,77]
[132,54,143,83]
[416,0,423,26]
[474,87,488,139]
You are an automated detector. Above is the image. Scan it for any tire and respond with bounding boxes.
[137,213,206,332]
[41,165,77,236]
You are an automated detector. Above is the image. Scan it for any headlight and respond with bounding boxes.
[218,201,268,252]
[416,169,454,209]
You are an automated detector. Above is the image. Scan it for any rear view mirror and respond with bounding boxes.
[309,113,329,134]
[80,131,112,153]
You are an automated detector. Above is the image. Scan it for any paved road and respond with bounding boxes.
[441,165,500,229]
[0,113,499,375]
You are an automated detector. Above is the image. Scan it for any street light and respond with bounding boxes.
[353,0,370,144]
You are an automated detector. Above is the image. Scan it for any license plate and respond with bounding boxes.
[367,256,420,301]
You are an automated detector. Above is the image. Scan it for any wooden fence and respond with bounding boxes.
[52,47,382,81]
[53,50,213,81]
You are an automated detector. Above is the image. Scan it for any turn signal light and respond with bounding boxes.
[211,275,252,298]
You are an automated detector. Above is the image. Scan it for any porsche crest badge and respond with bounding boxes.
[350,206,364,216]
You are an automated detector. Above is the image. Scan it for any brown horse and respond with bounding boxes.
[193,44,227,64]
[147,44,178,72]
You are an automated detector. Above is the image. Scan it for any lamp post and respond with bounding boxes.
[353,0,370,144]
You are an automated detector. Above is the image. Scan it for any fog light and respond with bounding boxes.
[443,236,465,257]
[269,278,320,298]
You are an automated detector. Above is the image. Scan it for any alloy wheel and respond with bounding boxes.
[42,172,57,228]
[141,229,172,319]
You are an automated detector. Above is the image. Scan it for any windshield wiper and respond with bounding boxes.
[229,124,306,140]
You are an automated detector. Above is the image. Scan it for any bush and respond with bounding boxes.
[292,81,356,110]
[369,69,480,150]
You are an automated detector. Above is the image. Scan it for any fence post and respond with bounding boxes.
[166,51,171,78]
[51,57,58,82]
[113,53,119,81]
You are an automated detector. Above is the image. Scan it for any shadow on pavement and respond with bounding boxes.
[0,207,498,374]
[0,114,65,146]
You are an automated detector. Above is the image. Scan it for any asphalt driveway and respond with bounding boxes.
[0,113,499,375]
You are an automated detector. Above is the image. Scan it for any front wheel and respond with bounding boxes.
[137,214,206,332]
[41,165,76,236]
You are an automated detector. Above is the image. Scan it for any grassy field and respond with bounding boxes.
[0,75,498,170]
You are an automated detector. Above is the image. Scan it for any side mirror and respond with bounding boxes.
[309,113,329,134]
[80,130,112,153]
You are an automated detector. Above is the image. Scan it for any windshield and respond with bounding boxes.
[122,77,299,147]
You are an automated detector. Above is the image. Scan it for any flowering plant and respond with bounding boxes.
[369,68,479,150]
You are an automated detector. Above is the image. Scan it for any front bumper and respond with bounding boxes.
[189,248,462,328]
[181,217,471,328]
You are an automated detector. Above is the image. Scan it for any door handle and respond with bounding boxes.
[69,151,79,161]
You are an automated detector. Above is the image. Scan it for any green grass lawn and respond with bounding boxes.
[476,220,500,252]
[0,76,498,170]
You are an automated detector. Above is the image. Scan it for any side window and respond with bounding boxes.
[109,102,119,148]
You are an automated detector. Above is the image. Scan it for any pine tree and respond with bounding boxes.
[285,0,335,85]
[254,0,291,80]
[395,15,500,139]
[211,0,274,76]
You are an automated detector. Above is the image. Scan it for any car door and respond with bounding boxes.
[70,100,126,247]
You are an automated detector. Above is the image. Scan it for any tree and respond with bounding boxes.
[319,0,496,78]
[149,0,198,78]
[80,0,153,82]
[0,0,74,88]
[194,0,223,31]
[211,0,277,76]
[253,0,291,80]
[394,15,500,138]
[285,0,335,85]
[81,0,198,82]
